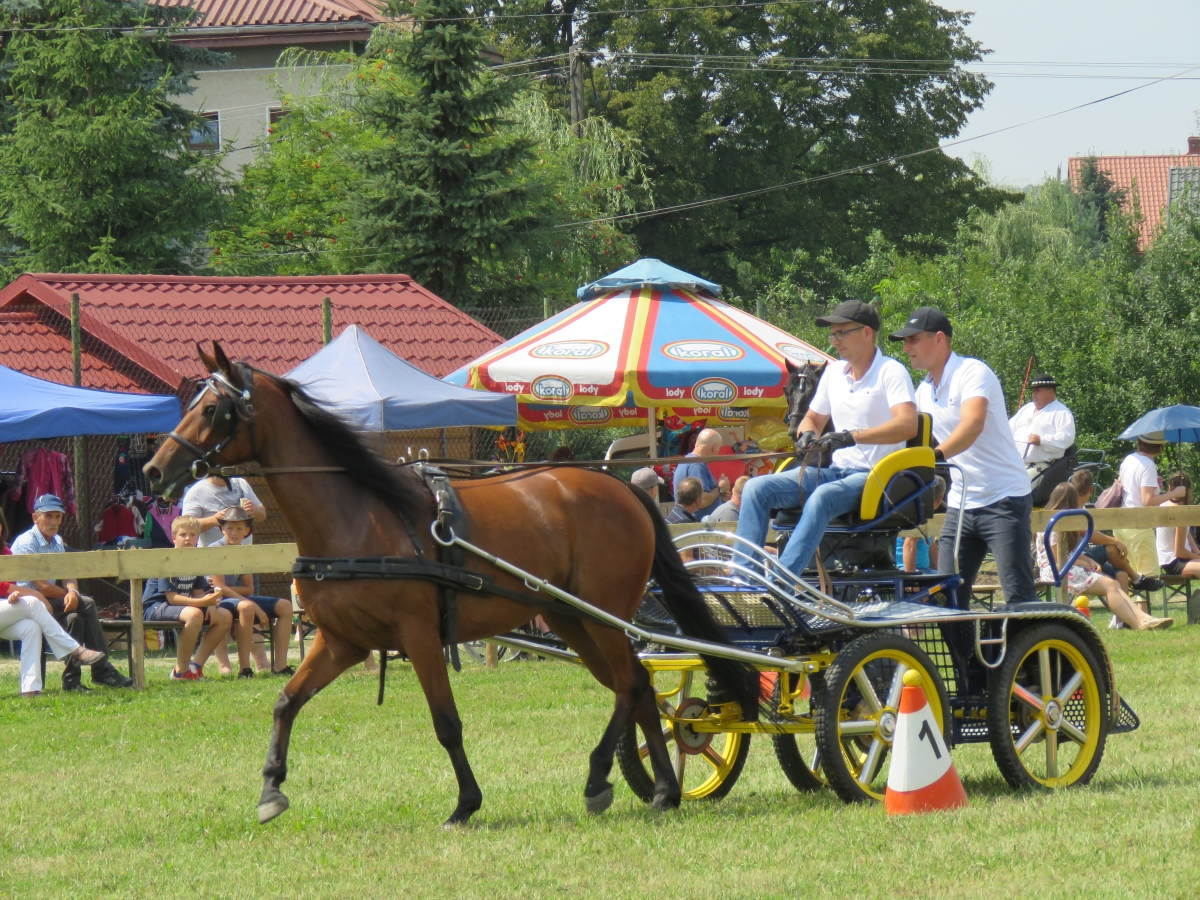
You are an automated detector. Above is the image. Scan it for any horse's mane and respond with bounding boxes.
[252,366,432,524]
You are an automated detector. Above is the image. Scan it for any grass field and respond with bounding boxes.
[2,615,1198,900]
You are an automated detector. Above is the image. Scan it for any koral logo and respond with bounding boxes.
[718,407,750,421]
[776,342,824,364]
[662,341,745,362]
[692,378,737,404]
[530,375,573,402]
[530,340,609,360]
[569,406,612,424]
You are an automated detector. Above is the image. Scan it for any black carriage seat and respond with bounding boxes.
[772,412,938,532]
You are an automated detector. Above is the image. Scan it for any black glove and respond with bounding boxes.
[933,447,945,463]
[820,431,857,451]
[796,430,818,452]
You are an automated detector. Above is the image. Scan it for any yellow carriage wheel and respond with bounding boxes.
[986,624,1107,790]
[616,666,751,802]
[813,632,950,804]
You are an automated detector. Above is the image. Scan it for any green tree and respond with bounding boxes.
[350,2,534,303]
[0,0,229,273]
[1074,156,1126,244]
[485,0,1018,290]
[209,43,649,305]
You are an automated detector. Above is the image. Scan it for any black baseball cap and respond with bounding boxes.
[888,306,953,341]
[815,300,881,331]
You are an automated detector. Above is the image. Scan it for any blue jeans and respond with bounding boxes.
[938,494,1036,608]
[736,468,870,578]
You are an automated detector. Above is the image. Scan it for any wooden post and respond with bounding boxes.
[322,296,333,344]
[485,641,498,669]
[70,293,90,549]
[129,577,145,689]
[568,44,586,136]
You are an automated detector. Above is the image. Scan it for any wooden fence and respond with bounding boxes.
[4,505,1200,688]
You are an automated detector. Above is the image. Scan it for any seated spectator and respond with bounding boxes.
[673,429,730,518]
[896,476,947,573]
[666,477,704,524]
[209,507,294,678]
[141,516,234,681]
[1036,484,1172,630]
[710,476,748,523]
[1156,471,1200,580]
[631,467,665,502]
[10,494,132,690]
[0,508,105,695]
[1069,469,1162,592]
[1114,436,1185,581]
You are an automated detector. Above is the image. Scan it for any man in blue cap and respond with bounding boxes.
[10,494,132,690]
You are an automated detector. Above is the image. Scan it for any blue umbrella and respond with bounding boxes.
[1118,405,1200,443]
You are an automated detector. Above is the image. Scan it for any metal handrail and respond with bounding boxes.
[1044,508,1095,605]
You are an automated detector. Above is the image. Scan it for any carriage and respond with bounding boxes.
[607,447,1139,803]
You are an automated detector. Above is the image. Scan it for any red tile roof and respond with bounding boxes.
[1067,151,1200,249]
[0,274,503,396]
[157,0,383,29]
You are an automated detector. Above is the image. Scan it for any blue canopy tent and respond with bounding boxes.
[287,324,517,431]
[0,365,181,441]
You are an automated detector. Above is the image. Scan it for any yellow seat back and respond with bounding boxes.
[859,446,937,521]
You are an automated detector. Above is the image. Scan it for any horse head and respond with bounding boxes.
[783,359,826,441]
[144,341,259,500]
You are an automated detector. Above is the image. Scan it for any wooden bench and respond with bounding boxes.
[1129,575,1194,619]
[969,584,1001,610]
[101,618,189,678]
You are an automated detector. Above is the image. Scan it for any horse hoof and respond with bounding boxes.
[258,795,290,824]
[585,786,614,815]
[651,793,681,811]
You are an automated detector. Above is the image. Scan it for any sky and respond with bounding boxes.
[948,0,1200,188]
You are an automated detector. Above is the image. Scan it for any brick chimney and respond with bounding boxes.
[1188,136,1200,155]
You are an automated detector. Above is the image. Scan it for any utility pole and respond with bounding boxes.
[322,296,333,344]
[69,293,89,550]
[569,43,586,137]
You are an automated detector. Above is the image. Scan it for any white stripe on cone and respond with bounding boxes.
[888,689,953,792]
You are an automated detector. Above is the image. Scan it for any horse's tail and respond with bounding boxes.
[628,484,760,722]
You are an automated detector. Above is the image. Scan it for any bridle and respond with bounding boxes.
[165,362,344,480]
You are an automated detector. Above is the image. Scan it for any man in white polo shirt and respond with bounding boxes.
[737,300,917,578]
[891,307,1036,608]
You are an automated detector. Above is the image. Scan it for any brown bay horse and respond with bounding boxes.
[144,343,757,827]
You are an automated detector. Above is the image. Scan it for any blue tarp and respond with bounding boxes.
[287,324,517,431]
[0,365,181,442]
[576,258,721,300]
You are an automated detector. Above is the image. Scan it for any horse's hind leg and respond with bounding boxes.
[405,627,482,828]
[259,630,366,824]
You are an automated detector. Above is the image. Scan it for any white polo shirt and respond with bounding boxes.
[915,353,1030,510]
[809,348,915,470]
[1009,399,1076,464]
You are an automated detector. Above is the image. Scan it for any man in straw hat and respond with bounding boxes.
[1111,432,1187,626]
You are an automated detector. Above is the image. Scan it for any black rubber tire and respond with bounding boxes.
[814,631,950,804]
[616,719,751,802]
[986,623,1108,791]
[770,672,826,793]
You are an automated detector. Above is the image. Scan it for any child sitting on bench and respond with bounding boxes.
[142,515,233,681]
[209,506,294,678]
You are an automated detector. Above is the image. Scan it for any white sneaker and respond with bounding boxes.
[1108,616,1126,630]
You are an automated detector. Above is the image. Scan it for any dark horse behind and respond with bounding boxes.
[144,343,758,827]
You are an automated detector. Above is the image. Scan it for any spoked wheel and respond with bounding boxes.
[770,672,826,792]
[617,666,751,802]
[814,632,950,804]
[987,624,1107,790]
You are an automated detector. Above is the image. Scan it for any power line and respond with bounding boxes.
[550,62,1200,229]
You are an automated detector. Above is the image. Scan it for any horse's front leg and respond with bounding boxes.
[406,626,482,827]
[259,629,366,824]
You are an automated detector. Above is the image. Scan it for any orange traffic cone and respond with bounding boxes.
[884,670,968,815]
